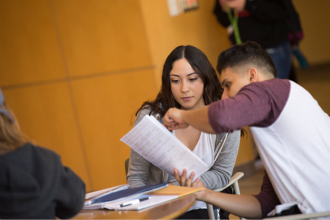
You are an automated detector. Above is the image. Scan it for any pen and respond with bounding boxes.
[119,197,150,207]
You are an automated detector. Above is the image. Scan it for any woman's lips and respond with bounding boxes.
[181,97,192,101]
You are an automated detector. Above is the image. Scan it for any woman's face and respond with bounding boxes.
[169,58,205,110]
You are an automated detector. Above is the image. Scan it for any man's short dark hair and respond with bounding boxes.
[216,41,277,78]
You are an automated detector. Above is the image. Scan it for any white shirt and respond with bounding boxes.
[251,81,330,213]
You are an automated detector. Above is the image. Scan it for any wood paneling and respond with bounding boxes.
[52,0,153,77]
[235,127,257,166]
[71,69,157,190]
[292,0,330,65]
[2,83,92,191]
[0,0,156,192]
[0,0,66,87]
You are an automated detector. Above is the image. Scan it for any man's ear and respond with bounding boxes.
[247,68,257,82]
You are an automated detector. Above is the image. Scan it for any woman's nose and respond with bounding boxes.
[181,81,189,93]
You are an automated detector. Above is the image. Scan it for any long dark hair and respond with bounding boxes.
[136,45,223,118]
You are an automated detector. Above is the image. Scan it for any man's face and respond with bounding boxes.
[220,67,251,100]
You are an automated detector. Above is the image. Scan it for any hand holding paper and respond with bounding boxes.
[174,168,204,188]
[121,115,210,181]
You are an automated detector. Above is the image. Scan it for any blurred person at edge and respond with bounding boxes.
[0,88,85,219]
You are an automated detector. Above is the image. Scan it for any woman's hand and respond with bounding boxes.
[174,169,205,188]
[174,168,208,201]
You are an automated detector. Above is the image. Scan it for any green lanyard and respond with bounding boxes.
[227,9,242,44]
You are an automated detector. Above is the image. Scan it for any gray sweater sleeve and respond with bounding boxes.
[200,130,240,189]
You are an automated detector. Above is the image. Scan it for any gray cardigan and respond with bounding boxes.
[127,108,240,190]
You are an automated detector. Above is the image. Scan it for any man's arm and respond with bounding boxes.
[173,170,262,219]
[164,80,290,134]
[163,106,216,134]
[199,189,262,219]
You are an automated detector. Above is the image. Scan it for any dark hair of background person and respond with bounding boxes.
[136,45,223,118]
[217,41,277,79]
[0,103,27,156]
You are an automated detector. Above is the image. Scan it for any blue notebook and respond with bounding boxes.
[84,183,168,209]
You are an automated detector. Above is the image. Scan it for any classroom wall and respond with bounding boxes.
[292,0,330,65]
[0,0,158,192]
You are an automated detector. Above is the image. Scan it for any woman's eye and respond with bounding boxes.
[189,78,198,82]
[225,83,230,88]
[171,79,179,83]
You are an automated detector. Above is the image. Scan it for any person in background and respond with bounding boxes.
[0,88,86,219]
[127,45,240,219]
[164,41,330,218]
[213,0,303,80]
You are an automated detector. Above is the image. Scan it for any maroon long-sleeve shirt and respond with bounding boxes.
[254,172,281,217]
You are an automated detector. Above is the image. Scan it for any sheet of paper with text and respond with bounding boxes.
[121,115,209,181]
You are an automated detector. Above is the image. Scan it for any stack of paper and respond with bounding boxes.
[120,115,210,181]
[83,183,205,211]
[83,183,168,210]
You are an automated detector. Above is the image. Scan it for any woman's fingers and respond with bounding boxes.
[180,169,187,186]
[185,172,195,187]
[191,177,201,187]
[174,169,180,182]
[173,169,199,187]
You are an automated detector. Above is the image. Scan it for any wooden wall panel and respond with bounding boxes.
[2,83,92,191]
[292,0,330,65]
[0,0,66,87]
[71,69,157,190]
[235,128,257,166]
[52,0,153,77]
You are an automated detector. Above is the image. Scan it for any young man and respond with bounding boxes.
[164,41,330,217]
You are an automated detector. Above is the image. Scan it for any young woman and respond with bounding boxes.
[127,45,240,219]
[0,88,85,219]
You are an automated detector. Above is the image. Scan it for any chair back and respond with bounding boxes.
[125,158,129,176]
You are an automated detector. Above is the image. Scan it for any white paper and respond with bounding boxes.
[104,195,179,211]
[121,115,210,181]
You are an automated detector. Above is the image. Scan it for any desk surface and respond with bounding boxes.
[73,194,195,219]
